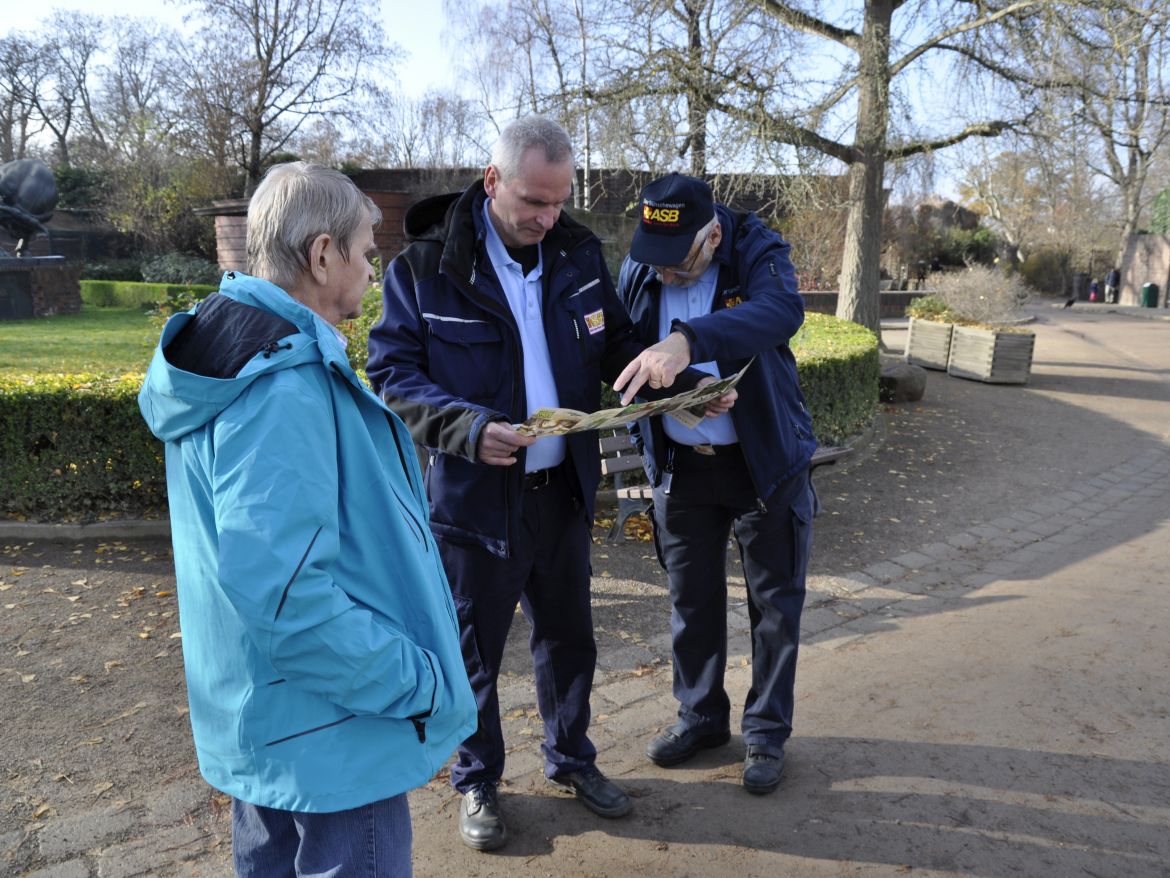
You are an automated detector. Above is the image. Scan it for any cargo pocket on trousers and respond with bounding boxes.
[788,486,814,581]
[452,594,486,677]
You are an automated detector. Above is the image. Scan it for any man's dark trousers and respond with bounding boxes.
[652,444,813,755]
[438,464,598,791]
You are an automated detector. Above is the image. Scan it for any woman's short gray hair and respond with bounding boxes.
[490,116,574,182]
[247,162,381,291]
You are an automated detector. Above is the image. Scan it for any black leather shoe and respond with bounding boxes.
[547,764,632,817]
[742,745,785,794]
[459,783,506,851]
[646,722,731,767]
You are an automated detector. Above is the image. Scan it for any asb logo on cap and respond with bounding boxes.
[642,201,683,227]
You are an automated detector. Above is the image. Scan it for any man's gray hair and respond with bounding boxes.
[490,116,574,182]
[692,215,719,251]
[247,162,381,291]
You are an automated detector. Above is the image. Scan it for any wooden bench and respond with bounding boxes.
[600,429,854,542]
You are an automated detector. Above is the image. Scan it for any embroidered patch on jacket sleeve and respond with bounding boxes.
[584,308,605,334]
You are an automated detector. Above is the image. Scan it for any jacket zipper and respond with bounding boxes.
[572,315,585,358]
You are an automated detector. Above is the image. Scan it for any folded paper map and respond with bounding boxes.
[514,360,752,437]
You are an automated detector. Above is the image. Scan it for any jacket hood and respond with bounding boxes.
[404,191,463,242]
[138,272,349,442]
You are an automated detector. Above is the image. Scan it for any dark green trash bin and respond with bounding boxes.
[1141,282,1160,308]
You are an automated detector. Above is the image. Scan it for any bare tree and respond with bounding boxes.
[174,0,398,191]
[96,19,180,166]
[733,0,1047,331]
[961,122,1116,289]
[370,90,488,170]
[0,33,46,162]
[447,0,1042,330]
[1040,3,1170,268]
[961,144,1050,267]
[449,0,796,210]
[26,13,107,167]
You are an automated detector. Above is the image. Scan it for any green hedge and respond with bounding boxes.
[791,312,880,444]
[0,373,166,521]
[1,314,878,522]
[80,280,219,309]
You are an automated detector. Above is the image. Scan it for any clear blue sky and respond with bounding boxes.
[0,0,451,99]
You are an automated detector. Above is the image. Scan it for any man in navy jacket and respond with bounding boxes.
[367,118,709,851]
[614,173,818,795]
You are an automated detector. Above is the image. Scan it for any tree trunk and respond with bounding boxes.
[835,0,893,334]
[685,0,707,176]
[246,127,263,195]
[1115,182,1143,282]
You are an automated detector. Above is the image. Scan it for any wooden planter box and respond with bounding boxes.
[946,326,1035,384]
[904,317,954,370]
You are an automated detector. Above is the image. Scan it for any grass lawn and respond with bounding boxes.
[0,307,158,376]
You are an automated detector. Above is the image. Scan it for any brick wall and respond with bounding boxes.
[209,191,419,274]
[0,257,82,318]
[1121,235,1170,307]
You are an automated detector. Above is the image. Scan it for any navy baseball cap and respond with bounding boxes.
[629,173,715,266]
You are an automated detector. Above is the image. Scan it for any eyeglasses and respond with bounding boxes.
[651,236,709,280]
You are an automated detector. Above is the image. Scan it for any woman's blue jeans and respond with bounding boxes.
[232,794,412,877]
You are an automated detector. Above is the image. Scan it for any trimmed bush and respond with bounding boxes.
[2,312,878,521]
[140,253,223,285]
[80,259,143,282]
[0,373,166,521]
[80,280,219,309]
[791,312,880,444]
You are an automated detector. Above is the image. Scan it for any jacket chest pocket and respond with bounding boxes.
[426,317,505,400]
[562,297,606,367]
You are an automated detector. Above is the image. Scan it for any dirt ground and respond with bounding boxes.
[3,303,1170,876]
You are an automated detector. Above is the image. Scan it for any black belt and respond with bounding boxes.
[672,441,740,458]
[523,467,558,490]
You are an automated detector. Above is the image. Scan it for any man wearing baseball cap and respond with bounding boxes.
[613,172,818,794]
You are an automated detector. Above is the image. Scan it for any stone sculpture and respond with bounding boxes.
[0,159,58,257]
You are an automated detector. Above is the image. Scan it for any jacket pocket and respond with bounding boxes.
[425,316,504,400]
[250,678,357,748]
[394,494,428,550]
[561,287,606,368]
[451,594,486,681]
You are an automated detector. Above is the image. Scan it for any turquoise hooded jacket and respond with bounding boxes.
[138,272,476,812]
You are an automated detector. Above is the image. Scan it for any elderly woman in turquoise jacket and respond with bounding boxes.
[138,162,476,877]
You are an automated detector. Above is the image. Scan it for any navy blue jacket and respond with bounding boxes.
[617,204,817,506]
[367,182,697,557]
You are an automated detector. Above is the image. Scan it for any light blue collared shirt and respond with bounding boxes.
[657,264,738,447]
[482,199,565,473]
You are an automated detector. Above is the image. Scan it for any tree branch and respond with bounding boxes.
[755,0,858,49]
[886,117,1028,160]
